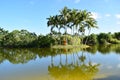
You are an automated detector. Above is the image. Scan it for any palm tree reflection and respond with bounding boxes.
[48,49,100,80]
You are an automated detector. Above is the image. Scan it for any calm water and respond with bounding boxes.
[0,44,120,80]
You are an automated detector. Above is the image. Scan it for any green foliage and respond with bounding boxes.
[58,35,81,45]
[85,44,120,54]
[0,27,120,48]
[71,36,81,45]
[113,32,120,40]
[97,33,112,44]
[109,39,120,44]
[2,29,37,48]
[0,48,36,64]
[38,35,55,48]
[100,39,107,44]
[83,34,98,45]
[97,32,120,44]
[83,32,120,45]
[47,7,98,45]
[0,27,8,46]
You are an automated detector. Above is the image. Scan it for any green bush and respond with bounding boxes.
[97,33,112,44]
[113,32,120,40]
[100,39,107,44]
[38,35,55,48]
[109,39,120,44]
[60,35,81,45]
[83,34,98,45]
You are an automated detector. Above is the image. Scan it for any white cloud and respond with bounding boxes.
[117,21,120,25]
[105,14,111,17]
[91,12,101,19]
[74,0,80,3]
[115,14,120,19]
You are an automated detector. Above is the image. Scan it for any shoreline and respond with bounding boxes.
[51,45,90,49]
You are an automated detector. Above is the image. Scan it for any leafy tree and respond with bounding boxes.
[2,29,37,47]
[38,35,55,48]
[97,33,112,44]
[0,27,8,46]
[114,32,120,40]
[83,34,98,45]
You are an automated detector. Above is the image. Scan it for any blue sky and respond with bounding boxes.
[0,0,120,35]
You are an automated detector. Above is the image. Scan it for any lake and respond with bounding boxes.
[0,44,120,80]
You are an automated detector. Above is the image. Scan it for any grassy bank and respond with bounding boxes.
[51,45,89,49]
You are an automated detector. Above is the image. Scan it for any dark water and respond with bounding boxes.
[0,44,120,80]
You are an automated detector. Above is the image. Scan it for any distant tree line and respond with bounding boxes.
[0,27,120,48]
[83,32,120,45]
[0,27,55,48]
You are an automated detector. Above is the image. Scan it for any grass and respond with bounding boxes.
[51,44,89,49]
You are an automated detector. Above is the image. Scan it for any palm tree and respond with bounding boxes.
[60,7,71,33]
[47,15,64,45]
[84,17,98,44]
[56,15,63,45]
[47,7,98,46]
[77,10,98,44]
[47,16,56,34]
[60,7,71,45]
[70,9,78,35]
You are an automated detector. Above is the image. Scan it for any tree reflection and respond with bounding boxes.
[0,44,120,64]
[85,44,120,54]
[0,50,5,64]
[98,44,120,54]
[85,45,98,54]
[48,51,100,80]
[0,48,37,64]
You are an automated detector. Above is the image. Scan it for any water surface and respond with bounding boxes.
[0,44,120,80]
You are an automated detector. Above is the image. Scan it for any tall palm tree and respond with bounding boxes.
[60,7,71,44]
[47,7,98,46]
[47,16,56,34]
[56,15,63,45]
[78,10,98,44]
[47,15,64,45]
[70,9,78,35]
[60,7,71,34]
[84,17,98,44]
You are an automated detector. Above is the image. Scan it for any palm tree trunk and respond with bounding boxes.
[84,28,91,45]
[51,56,54,67]
[65,26,67,45]
[81,32,84,44]
[59,28,61,45]
[73,26,74,35]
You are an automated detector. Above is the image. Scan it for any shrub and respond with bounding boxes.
[38,35,55,48]
[109,39,120,44]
